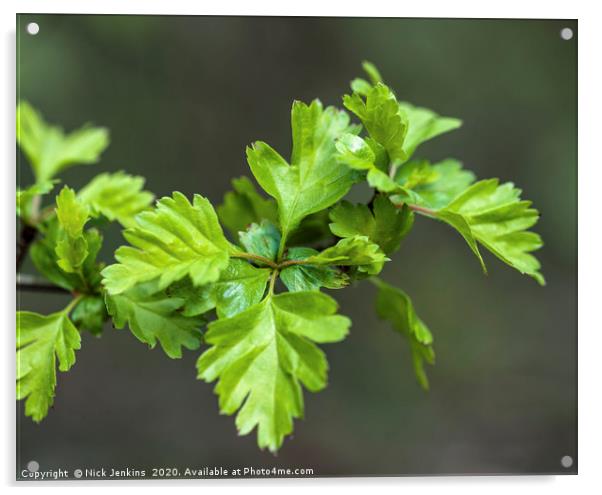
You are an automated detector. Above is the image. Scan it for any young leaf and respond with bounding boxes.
[168,259,271,319]
[197,291,350,452]
[280,247,349,292]
[102,192,231,294]
[78,172,154,228]
[239,221,281,262]
[435,179,545,285]
[372,278,434,390]
[335,133,422,200]
[17,101,109,183]
[247,100,357,248]
[31,221,103,292]
[217,176,278,239]
[392,159,475,209]
[343,83,408,163]
[54,187,91,273]
[105,280,204,359]
[306,235,388,275]
[344,63,461,162]
[398,102,462,160]
[329,195,414,255]
[17,310,81,422]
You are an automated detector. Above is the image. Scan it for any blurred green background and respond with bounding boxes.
[16,15,577,477]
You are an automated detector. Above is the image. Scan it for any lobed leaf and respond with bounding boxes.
[105,280,204,359]
[168,259,271,319]
[101,192,231,294]
[31,221,103,292]
[17,310,81,422]
[343,83,408,163]
[247,100,357,247]
[78,172,154,228]
[197,291,350,452]
[392,159,475,210]
[398,101,462,160]
[372,278,435,390]
[17,101,109,183]
[329,195,414,255]
[436,179,545,285]
[54,187,91,273]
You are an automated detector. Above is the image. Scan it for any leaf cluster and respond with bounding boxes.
[16,62,544,452]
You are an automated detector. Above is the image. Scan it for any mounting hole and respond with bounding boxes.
[26,22,40,35]
[561,455,573,468]
[27,460,39,472]
[560,27,573,40]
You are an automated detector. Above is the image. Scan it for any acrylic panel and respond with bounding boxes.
[16,15,577,480]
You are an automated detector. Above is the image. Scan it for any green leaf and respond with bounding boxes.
[335,133,376,170]
[306,235,388,275]
[30,220,103,292]
[217,176,278,240]
[101,192,231,295]
[280,247,349,292]
[343,83,408,163]
[71,295,108,336]
[105,280,204,359]
[17,310,81,422]
[54,187,90,273]
[398,101,462,159]
[247,100,357,247]
[17,101,109,183]
[436,179,545,285]
[16,180,57,223]
[393,159,475,210]
[197,291,350,452]
[167,259,271,319]
[55,186,89,237]
[362,60,383,85]
[239,221,281,262]
[329,195,414,255]
[372,278,434,390]
[335,133,422,200]
[350,61,383,96]
[78,172,154,228]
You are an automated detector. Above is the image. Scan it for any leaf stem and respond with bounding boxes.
[268,269,278,295]
[231,251,312,270]
[393,202,437,217]
[277,259,307,269]
[231,251,278,269]
[64,294,84,314]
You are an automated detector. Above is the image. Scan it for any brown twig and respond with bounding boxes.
[16,224,38,271]
[17,274,70,294]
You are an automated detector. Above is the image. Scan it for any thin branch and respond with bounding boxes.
[16,224,38,271]
[17,274,69,294]
[231,251,278,269]
[278,259,309,269]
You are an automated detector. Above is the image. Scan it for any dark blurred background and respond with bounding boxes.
[16,15,577,477]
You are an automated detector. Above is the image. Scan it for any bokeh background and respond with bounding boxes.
[16,15,577,477]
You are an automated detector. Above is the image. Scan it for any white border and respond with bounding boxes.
[2,1,599,493]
